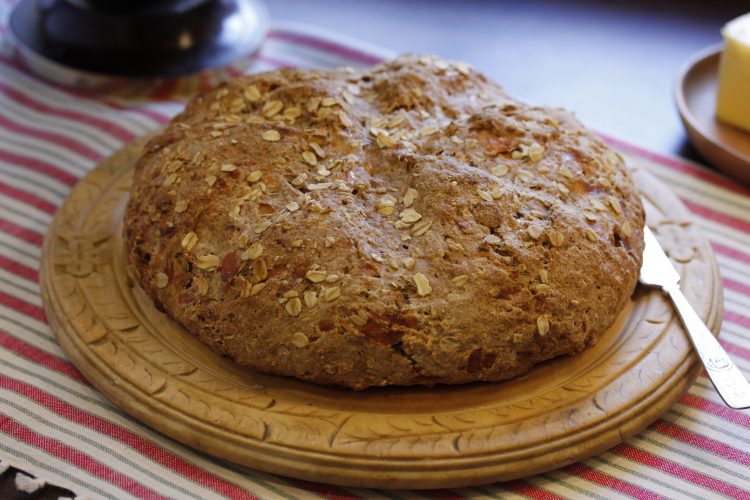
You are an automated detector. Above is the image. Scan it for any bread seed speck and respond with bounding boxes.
[527,225,542,240]
[324,286,341,301]
[163,174,177,187]
[285,297,302,316]
[446,238,465,253]
[309,142,325,158]
[220,163,236,172]
[283,107,302,120]
[451,275,468,287]
[377,196,396,215]
[399,208,422,224]
[291,173,307,186]
[244,85,261,102]
[261,130,281,141]
[238,282,253,300]
[607,196,623,215]
[262,99,283,117]
[403,188,418,208]
[292,331,309,347]
[241,242,263,260]
[528,143,545,162]
[249,282,265,296]
[302,151,317,166]
[181,231,198,251]
[174,199,189,213]
[247,171,263,183]
[376,132,395,148]
[483,234,502,245]
[388,115,405,128]
[490,165,509,177]
[549,230,565,247]
[338,110,353,127]
[350,310,368,326]
[254,221,271,234]
[537,315,550,336]
[420,125,439,136]
[197,254,219,270]
[414,273,432,296]
[155,272,168,288]
[303,290,318,307]
[592,199,607,212]
[307,96,321,112]
[194,275,208,295]
[411,220,432,236]
[621,220,632,237]
[477,188,493,202]
[306,270,327,283]
[253,258,268,281]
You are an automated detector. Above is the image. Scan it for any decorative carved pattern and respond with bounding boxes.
[53,237,98,277]
[41,141,723,489]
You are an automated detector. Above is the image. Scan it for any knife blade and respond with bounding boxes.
[640,226,750,409]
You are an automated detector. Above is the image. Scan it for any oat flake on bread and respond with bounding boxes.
[125,54,645,390]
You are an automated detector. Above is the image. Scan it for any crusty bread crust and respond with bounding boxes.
[124,55,644,390]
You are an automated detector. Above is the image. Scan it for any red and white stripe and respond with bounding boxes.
[1,1,749,497]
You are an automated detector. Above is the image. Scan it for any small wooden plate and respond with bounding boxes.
[675,44,750,185]
[41,138,723,489]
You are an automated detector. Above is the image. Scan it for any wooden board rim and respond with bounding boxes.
[40,138,723,489]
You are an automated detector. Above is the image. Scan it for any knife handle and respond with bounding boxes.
[666,286,750,410]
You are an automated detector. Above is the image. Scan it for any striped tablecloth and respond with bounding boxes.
[2,3,750,499]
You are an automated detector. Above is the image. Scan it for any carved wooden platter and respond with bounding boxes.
[41,137,723,489]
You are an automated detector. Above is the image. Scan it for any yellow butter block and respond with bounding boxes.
[716,13,750,133]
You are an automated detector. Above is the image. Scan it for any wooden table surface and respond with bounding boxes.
[269,0,748,166]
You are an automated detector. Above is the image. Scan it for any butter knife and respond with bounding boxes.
[640,226,750,409]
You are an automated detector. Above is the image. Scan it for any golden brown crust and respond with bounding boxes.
[124,55,645,390]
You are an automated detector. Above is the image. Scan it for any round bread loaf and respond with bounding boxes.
[125,55,645,390]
